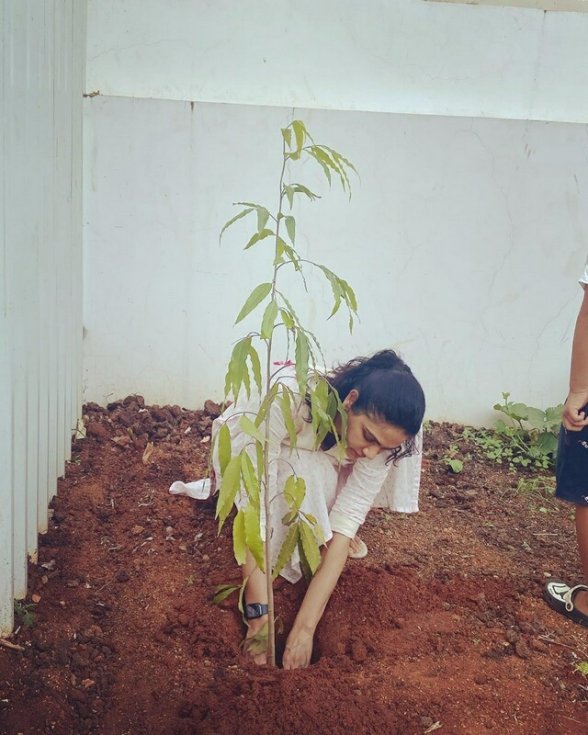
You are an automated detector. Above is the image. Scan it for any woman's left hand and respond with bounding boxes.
[282,627,314,669]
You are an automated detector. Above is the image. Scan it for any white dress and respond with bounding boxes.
[170,365,422,583]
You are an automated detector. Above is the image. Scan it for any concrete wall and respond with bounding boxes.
[83,0,588,425]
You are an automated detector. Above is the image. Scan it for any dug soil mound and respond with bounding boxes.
[1,399,587,734]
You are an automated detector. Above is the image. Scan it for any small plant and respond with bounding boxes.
[574,661,588,677]
[442,443,464,474]
[515,476,555,496]
[464,393,563,471]
[14,599,36,629]
[215,120,358,666]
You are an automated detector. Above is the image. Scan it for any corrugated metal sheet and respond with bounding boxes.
[0,0,86,635]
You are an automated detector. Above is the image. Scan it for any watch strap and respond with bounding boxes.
[244,602,269,620]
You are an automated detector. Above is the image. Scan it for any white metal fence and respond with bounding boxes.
[0,0,87,635]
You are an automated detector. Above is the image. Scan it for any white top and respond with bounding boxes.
[580,256,588,288]
[213,364,396,538]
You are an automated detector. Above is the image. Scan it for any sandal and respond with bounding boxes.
[544,580,588,627]
[348,536,368,559]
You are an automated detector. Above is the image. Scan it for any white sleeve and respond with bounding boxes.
[579,256,588,288]
[328,452,390,538]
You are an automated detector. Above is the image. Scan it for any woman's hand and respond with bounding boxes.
[283,625,314,670]
[243,617,268,666]
[563,390,588,431]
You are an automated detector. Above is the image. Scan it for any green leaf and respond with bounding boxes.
[280,308,295,330]
[257,208,270,232]
[283,474,306,514]
[212,583,240,605]
[284,216,296,244]
[219,207,254,241]
[224,337,251,401]
[233,509,247,565]
[261,299,279,340]
[240,451,260,508]
[248,345,262,395]
[446,458,464,474]
[283,185,295,208]
[272,525,299,580]
[244,503,264,572]
[234,283,272,324]
[275,237,301,271]
[239,414,265,444]
[291,120,306,159]
[216,455,242,527]
[217,423,232,475]
[281,127,292,147]
[308,146,332,184]
[299,521,321,575]
[295,332,310,395]
[279,388,298,448]
[245,228,274,250]
[290,183,320,201]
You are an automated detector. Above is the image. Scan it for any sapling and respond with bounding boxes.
[214,120,358,666]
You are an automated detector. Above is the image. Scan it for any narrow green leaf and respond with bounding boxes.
[212,584,240,605]
[219,207,254,241]
[280,308,295,330]
[280,388,298,448]
[234,282,272,324]
[239,415,265,444]
[226,337,252,401]
[244,503,264,572]
[308,146,332,184]
[276,237,301,271]
[291,183,320,201]
[248,345,262,395]
[216,455,242,527]
[233,509,247,565]
[257,208,270,232]
[281,127,292,147]
[217,423,232,475]
[272,525,299,580]
[295,332,310,395]
[261,299,279,340]
[291,120,306,159]
[283,184,295,208]
[240,451,260,508]
[244,228,274,250]
[283,474,304,513]
[299,521,321,575]
[284,216,296,243]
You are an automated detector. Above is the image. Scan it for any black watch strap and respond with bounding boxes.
[244,602,269,620]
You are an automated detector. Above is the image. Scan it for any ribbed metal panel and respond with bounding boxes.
[0,0,86,635]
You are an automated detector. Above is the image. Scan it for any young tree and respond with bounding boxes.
[215,120,358,666]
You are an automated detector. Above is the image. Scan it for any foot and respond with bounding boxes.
[348,536,368,559]
[544,580,588,627]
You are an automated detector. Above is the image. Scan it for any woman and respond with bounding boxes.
[171,349,425,668]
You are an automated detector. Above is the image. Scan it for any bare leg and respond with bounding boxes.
[574,505,588,615]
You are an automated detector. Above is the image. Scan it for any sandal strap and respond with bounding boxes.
[563,584,588,612]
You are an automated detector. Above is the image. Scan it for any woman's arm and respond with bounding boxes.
[282,532,351,670]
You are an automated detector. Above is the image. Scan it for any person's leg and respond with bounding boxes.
[574,505,588,615]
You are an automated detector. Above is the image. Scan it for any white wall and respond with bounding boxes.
[0,0,86,635]
[83,0,588,426]
[86,0,588,124]
[83,98,587,425]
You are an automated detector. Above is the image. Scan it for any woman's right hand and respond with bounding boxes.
[282,625,314,669]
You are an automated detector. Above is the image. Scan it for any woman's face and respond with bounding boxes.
[342,389,409,461]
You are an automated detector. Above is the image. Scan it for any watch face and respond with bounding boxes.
[245,603,268,619]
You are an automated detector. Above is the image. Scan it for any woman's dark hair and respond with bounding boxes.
[326,349,425,462]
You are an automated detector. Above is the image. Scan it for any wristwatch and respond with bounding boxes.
[244,602,269,620]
